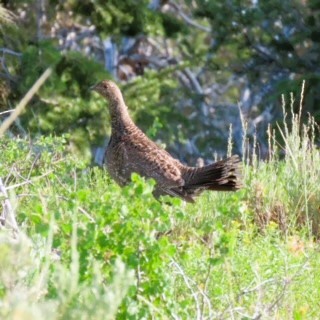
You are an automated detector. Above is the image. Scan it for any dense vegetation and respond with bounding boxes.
[1,1,320,319]
[1,102,320,319]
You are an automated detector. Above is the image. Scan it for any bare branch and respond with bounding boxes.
[167,0,211,33]
[183,68,203,94]
[0,48,22,57]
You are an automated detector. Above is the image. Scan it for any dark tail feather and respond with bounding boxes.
[184,155,242,192]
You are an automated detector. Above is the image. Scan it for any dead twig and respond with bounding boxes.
[0,67,52,137]
[0,177,19,235]
[0,109,14,116]
[170,258,202,320]
[4,170,54,191]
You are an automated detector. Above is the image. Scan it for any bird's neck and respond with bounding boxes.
[109,99,134,135]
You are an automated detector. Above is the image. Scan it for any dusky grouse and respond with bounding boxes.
[92,80,242,203]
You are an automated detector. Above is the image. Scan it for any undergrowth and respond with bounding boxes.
[1,93,320,319]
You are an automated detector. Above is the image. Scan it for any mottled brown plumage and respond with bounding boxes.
[91,80,242,203]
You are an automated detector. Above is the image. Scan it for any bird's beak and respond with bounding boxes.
[90,83,98,91]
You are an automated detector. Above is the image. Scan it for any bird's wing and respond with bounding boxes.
[119,134,185,188]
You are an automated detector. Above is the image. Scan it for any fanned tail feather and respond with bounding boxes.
[184,155,242,191]
[155,155,242,203]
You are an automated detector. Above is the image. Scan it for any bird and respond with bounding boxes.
[91,80,242,203]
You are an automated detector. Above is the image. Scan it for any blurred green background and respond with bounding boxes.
[1,0,320,163]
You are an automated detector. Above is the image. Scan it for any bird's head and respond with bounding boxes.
[90,80,123,103]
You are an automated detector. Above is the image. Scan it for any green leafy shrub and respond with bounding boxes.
[1,118,320,318]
